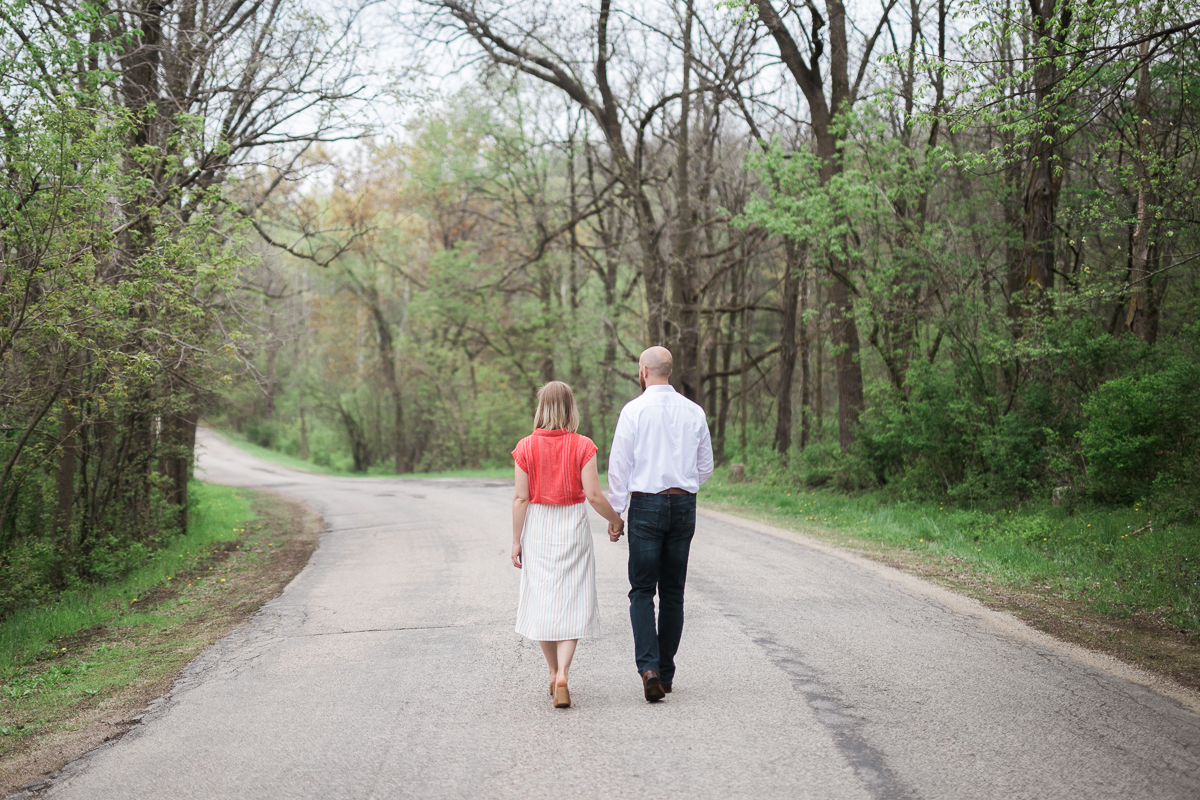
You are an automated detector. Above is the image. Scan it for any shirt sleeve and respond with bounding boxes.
[696,416,715,487]
[606,408,635,514]
[577,435,599,470]
[512,438,530,474]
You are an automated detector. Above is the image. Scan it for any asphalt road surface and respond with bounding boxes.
[26,429,1200,799]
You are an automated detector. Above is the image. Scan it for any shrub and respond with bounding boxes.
[1081,354,1200,504]
[859,358,1052,501]
[0,539,57,620]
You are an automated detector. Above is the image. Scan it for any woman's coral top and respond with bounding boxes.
[512,428,599,505]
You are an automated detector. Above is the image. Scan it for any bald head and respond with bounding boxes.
[639,346,673,387]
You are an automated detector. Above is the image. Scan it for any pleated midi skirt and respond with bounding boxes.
[515,502,601,640]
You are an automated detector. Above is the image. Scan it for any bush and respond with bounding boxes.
[858,358,1052,501]
[1081,353,1200,504]
[0,539,57,620]
[242,418,278,449]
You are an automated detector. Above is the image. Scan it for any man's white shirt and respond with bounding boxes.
[606,384,715,514]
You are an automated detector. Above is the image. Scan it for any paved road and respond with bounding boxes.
[27,429,1200,799]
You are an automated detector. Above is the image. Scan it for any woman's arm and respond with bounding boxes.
[512,464,531,568]
[581,454,624,540]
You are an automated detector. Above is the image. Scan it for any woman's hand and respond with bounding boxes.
[608,518,624,542]
[512,464,530,569]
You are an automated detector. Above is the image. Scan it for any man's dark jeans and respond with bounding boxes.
[627,493,696,685]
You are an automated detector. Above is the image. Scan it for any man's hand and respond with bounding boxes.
[608,519,624,542]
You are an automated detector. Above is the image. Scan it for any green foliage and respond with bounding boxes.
[0,3,255,617]
[0,482,249,664]
[1081,343,1200,509]
[0,539,57,622]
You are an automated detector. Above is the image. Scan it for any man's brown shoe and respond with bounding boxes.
[661,683,672,694]
[641,670,665,702]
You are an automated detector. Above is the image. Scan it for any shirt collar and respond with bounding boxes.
[533,428,572,437]
[644,384,676,394]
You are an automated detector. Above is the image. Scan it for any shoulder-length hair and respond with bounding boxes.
[533,381,579,432]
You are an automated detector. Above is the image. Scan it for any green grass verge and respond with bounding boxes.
[0,482,250,679]
[704,467,1200,631]
[209,427,511,480]
[0,484,320,779]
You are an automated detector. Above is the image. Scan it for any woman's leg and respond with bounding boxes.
[554,639,578,684]
[539,640,559,688]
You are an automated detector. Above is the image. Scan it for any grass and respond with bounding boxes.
[0,483,320,788]
[209,426,512,480]
[0,482,250,676]
[703,467,1200,632]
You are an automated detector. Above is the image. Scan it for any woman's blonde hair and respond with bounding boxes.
[533,381,580,432]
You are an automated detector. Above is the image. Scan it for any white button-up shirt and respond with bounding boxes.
[606,384,715,514]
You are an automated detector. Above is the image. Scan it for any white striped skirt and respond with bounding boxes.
[515,502,601,641]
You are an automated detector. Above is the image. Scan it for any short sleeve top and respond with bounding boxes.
[512,429,599,505]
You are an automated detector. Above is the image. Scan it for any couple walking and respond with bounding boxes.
[510,346,714,708]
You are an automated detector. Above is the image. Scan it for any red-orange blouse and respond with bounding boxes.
[512,429,599,505]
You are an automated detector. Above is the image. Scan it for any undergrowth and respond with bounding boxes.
[704,466,1200,632]
[0,482,251,676]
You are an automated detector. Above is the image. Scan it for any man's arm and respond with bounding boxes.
[696,417,715,486]
[606,408,635,515]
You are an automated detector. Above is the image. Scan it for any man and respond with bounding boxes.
[607,346,714,702]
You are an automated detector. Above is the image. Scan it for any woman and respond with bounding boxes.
[511,381,624,709]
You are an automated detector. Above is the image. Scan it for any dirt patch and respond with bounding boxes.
[0,490,321,798]
[705,503,1200,695]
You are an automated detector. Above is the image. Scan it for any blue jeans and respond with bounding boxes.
[627,493,696,685]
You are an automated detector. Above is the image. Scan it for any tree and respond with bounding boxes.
[738,0,899,451]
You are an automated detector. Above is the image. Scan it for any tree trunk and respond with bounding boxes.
[1126,29,1157,341]
[265,343,279,420]
[814,281,825,437]
[52,397,78,587]
[669,0,701,403]
[827,273,864,451]
[774,241,804,454]
[798,271,811,449]
[752,0,874,451]
[299,405,310,461]
[365,288,406,474]
[338,402,371,473]
[157,409,197,533]
[1020,0,1071,297]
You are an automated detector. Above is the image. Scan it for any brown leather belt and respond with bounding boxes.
[631,488,694,497]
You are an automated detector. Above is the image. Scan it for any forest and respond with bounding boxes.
[2,0,1199,616]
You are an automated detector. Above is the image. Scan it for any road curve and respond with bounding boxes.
[26,429,1200,799]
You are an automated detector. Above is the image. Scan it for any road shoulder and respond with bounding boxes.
[0,491,321,798]
[700,504,1200,714]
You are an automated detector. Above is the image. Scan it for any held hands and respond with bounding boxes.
[511,541,522,569]
[608,518,625,542]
